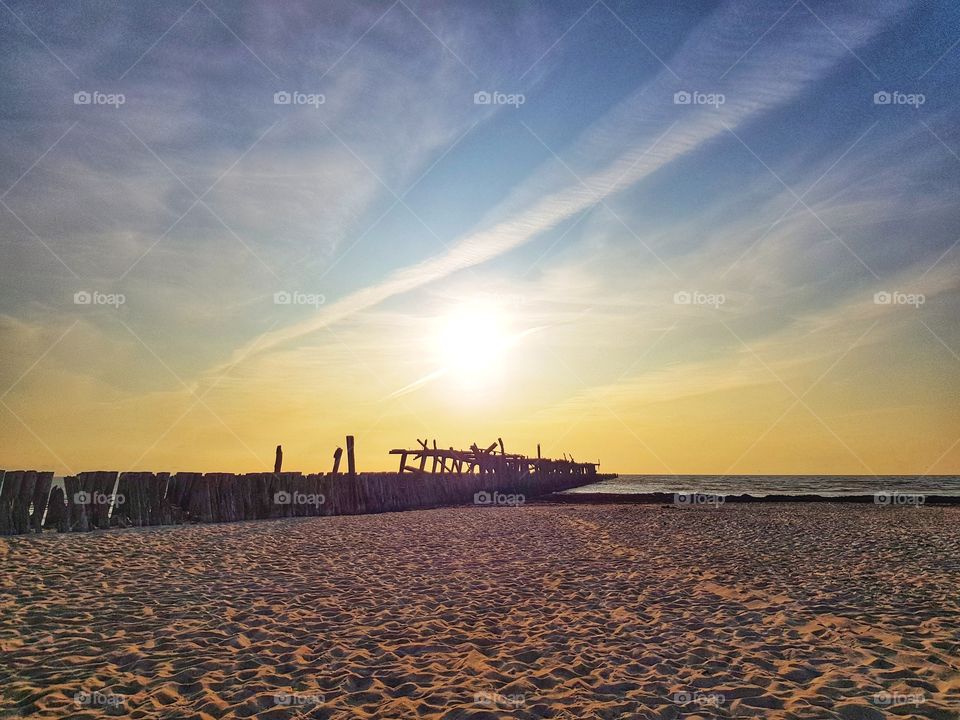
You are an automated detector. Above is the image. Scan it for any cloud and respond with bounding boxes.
[220,0,912,373]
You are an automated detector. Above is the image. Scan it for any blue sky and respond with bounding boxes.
[1,0,958,473]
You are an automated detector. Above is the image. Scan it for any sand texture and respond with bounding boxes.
[1,503,958,719]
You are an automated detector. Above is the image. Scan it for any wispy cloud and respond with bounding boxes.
[221,0,911,371]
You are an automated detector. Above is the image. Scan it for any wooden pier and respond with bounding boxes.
[390,437,599,479]
[0,438,614,535]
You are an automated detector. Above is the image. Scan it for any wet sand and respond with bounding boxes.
[1,503,958,719]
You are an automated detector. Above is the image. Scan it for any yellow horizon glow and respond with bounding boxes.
[2,286,958,477]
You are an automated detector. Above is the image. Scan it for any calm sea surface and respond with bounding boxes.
[565,475,960,497]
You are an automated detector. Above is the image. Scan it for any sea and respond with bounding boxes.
[564,475,960,497]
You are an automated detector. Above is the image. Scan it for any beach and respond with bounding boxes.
[2,503,958,719]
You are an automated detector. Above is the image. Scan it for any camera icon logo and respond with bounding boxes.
[873,291,891,305]
[74,290,92,305]
[273,291,292,305]
[74,91,91,105]
[73,491,91,505]
[873,91,891,105]
[673,290,692,305]
[273,91,292,105]
[274,491,292,505]
[474,91,492,105]
[673,91,691,105]
[473,490,492,505]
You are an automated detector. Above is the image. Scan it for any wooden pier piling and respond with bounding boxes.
[346,435,356,480]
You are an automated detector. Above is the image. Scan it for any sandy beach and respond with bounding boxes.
[2,503,958,719]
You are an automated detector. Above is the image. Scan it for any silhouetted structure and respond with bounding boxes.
[0,436,615,535]
[389,438,599,480]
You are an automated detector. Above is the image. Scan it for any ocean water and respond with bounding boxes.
[565,475,960,497]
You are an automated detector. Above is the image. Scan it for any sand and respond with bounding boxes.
[1,503,958,719]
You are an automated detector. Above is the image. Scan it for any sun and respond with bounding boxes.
[390,298,542,398]
[436,302,510,384]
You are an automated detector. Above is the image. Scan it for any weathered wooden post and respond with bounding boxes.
[30,472,52,533]
[0,470,7,534]
[274,445,283,474]
[44,486,68,532]
[418,439,428,472]
[0,471,23,534]
[13,471,36,534]
[332,447,343,474]
[346,435,356,480]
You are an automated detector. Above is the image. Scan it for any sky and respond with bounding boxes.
[1,0,958,475]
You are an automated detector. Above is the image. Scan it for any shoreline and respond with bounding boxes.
[546,491,960,504]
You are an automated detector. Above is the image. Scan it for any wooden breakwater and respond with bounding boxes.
[0,439,614,535]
